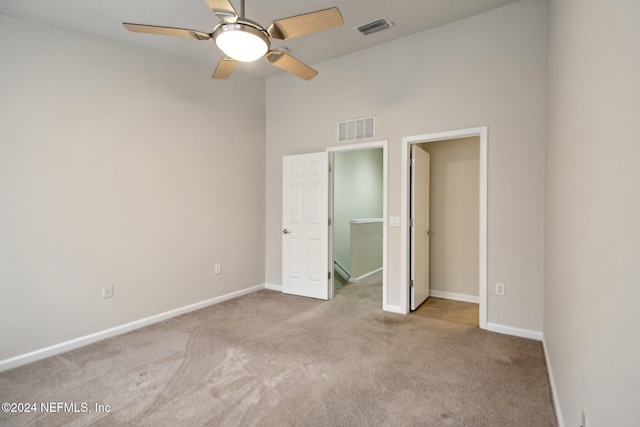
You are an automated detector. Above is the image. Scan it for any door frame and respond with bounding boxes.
[327,140,388,309]
[400,127,488,329]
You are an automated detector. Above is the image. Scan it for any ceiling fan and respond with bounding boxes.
[123,0,344,80]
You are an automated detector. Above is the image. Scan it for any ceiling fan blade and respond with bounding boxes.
[267,7,343,40]
[212,56,239,79]
[205,0,238,23]
[123,23,211,41]
[265,50,318,80]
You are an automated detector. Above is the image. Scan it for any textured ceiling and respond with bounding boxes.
[0,0,520,77]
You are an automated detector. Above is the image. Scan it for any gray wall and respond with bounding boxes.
[333,149,383,275]
[266,0,546,331]
[0,15,266,360]
[421,137,479,298]
[545,0,640,425]
[349,221,383,280]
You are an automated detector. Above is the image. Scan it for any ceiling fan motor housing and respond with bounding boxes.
[213,19,271,62]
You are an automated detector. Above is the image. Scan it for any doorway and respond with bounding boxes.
[332,148,383,294]
[281,142,387,304]
[327,141,388,306]
[401,127,488,329]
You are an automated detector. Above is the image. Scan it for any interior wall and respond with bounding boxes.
[0,15,266,361]
[266,0,546,331]
[349,221,383,280]
[333,149,383,275]
[420,137,479,298]
[545,0,640,425]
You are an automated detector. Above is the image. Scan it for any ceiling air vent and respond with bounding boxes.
[338,116,375,143]
[355,18,393,35]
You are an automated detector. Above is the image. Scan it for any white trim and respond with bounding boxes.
[349,218,383,224]
[0,283,265,372]
[401,127,488,329]
[383,304,405,314]
[486,322,543,341]
[543,336,565,427]
[333,261,350,282]
[264,283,282,292]
[429,289,479,304]
[327,140,388,312]
[348,267,383,283]
[328,151,336,300]
[328,140,384,152]
[479,128,488,329]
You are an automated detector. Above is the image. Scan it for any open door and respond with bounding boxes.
[411,144,431,310]
[282,152,329,300]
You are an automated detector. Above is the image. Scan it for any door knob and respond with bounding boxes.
[282,229,291,234]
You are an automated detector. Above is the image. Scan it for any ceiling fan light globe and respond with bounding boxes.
[214,24,270,62]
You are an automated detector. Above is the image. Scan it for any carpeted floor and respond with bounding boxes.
[0,274,557,426]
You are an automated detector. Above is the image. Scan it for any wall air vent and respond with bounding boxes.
[355,18,393,35]
[338,116,375,143]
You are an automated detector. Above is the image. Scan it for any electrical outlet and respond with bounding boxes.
[102,284,113,298]
[215,264,221,275]
[495,283,505,296]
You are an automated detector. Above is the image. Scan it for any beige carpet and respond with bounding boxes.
[0,275,557,426]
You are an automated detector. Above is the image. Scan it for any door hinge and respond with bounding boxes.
[328,271,332,280]
[409,218,414,227]
[410,279,414,288]
[328,163,332,172]
[328,218,332,226]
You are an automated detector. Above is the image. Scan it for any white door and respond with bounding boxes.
[411,145,431,310]
[282,152,329,300]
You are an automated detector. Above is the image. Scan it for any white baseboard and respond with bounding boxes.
[264,283,282,292]
[383,304,406,314]
[333,262,350,282]
[429,289,479,304]
[0,283,265,372]
[349,267,383,283]
[486,322,543,341]
[543,336,565,427]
